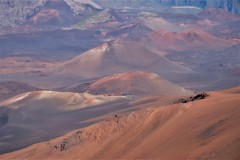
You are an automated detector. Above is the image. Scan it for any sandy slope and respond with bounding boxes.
[46,39,192,87]
[0,90,126,111]
[0,90,128,154]
[61,71,193,97]
[87,71,193,96]
[140,16,182,32]
[149,29,235,52]
[2,86,239,159]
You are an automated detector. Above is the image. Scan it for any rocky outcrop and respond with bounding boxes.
[0,0,101,27]
[174,92,209,104]
[64,0,102,14]
[0,0,45,27]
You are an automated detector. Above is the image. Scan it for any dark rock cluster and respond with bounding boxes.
[174,92,209,104]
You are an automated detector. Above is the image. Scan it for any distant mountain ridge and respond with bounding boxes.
[0,0,239,28]
[93,0,240,14]
[0,0,102,27]
[155,0,240,14]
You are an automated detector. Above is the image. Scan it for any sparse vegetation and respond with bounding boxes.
[71,10,111,30]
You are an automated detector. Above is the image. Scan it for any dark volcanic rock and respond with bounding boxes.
[174,92,209,104]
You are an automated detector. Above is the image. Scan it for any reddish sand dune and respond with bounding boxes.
[87,71,193,96]
[0,90,128,154]
[48,39,191,80]
[140,16,182,32]
[149,29,235,52]
[1,86,239,159]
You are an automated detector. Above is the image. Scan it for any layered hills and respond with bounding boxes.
[26,0,101,27]
[0,90,128,154]
[1,87,239,159]
[48,39,191,85]
[0,0,102,28]
[0,70,194,154]
[63,71,193,97]
[0,1,239,159]
[149,29,235,52]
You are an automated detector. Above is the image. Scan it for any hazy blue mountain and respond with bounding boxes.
[93,0,240,14]
[155,0,239,13]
